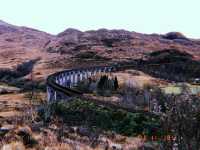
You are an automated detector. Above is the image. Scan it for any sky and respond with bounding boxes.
[0,0,200,38]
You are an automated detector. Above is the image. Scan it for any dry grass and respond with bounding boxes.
[0,93,29,118]
[113,69,164,88]
[0,123,144,150]
[1,141,26,150]
[0,91,144,150]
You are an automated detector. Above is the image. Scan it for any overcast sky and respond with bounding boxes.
[0,0,199,38]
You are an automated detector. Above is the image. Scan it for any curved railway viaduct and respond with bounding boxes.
[46,63,156,114]
[47,65,115,101]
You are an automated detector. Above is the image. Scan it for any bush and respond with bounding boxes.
[39,100,161,137]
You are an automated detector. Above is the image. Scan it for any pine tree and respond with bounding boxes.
[114,76,119,90]
[97,75,107,90]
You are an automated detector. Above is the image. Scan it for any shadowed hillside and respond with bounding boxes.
[137,49,200,82]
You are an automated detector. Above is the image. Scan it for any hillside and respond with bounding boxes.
[136,49,200,82]
[0,20,200,81]
[47,29,200,60]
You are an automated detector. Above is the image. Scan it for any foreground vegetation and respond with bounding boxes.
[38,86,200,149]
[39,99,161,137]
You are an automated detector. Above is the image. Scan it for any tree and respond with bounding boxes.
[114,76,119,90]
[97,75,108,91]
[97,75,115,96]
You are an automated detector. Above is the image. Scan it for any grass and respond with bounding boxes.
[161,84,200,94]
[161,86,182,94]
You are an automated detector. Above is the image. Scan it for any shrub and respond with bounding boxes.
[39,100,161,137]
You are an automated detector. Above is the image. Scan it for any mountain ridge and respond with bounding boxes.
[1,20,200,39]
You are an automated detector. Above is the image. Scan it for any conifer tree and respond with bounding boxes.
[114,76,119,90]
